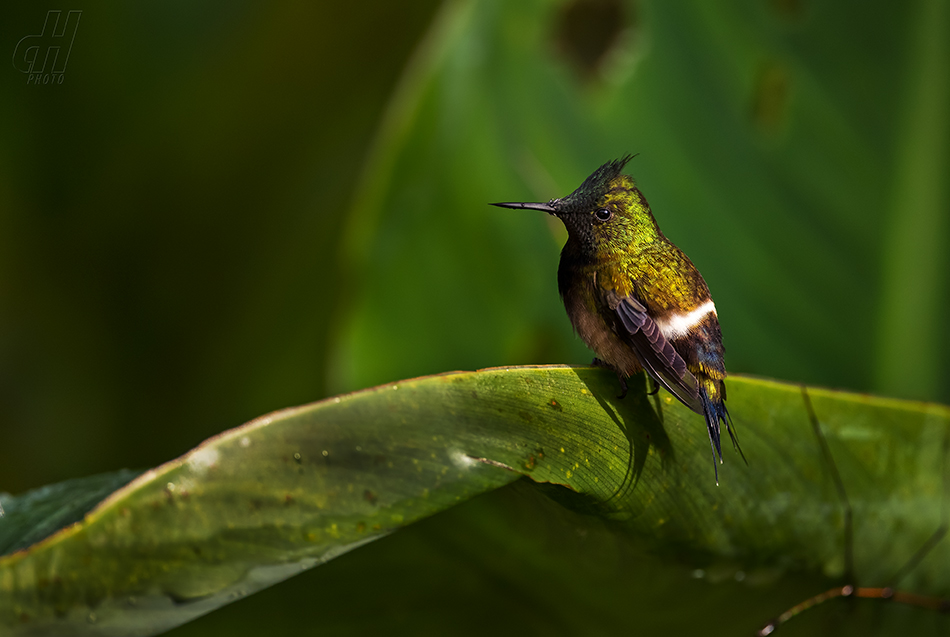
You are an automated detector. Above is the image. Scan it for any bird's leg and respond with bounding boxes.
[591,357,628,398]
[646,377,659,396]
[616,374,629,399]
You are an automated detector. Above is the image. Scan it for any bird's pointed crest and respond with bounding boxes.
[558,154,635,212]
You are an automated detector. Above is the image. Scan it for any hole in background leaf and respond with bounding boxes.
[772,0,807,22]
[751,61,791,135]
[553,0,634,83]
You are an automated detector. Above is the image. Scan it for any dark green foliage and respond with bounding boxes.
[2,0,947,635]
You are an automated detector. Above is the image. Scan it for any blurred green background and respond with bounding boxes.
[1,0,948,634]
[0,1,441,493]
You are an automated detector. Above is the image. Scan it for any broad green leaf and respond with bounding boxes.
[2,368,948,635]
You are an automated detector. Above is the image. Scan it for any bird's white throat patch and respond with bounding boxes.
[656,299,717,339]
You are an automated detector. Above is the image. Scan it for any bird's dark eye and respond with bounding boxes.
[594,208,612,221]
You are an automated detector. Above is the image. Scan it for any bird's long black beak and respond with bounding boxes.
[491,201,557,215]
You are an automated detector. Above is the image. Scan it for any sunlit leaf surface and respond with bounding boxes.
[2,368,948,635]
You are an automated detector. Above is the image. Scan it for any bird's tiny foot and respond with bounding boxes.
[647,378,659,396]
[616,373,628,399]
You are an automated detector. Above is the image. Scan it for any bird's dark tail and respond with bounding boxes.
[698,378,745,485]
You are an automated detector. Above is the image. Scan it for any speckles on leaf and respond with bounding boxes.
[525,455,538,471]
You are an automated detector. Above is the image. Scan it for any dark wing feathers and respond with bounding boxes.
[612,295,702,413]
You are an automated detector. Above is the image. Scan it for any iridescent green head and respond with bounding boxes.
[492,155,663,261]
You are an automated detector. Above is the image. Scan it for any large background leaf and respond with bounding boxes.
[2,0,947,634]
[333,0,949,400]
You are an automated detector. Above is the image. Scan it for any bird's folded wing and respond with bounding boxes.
[611,294,702,413]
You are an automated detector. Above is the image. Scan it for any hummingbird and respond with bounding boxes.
[493,155,741,482]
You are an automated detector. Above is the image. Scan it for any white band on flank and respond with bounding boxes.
[656,299,717,339]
